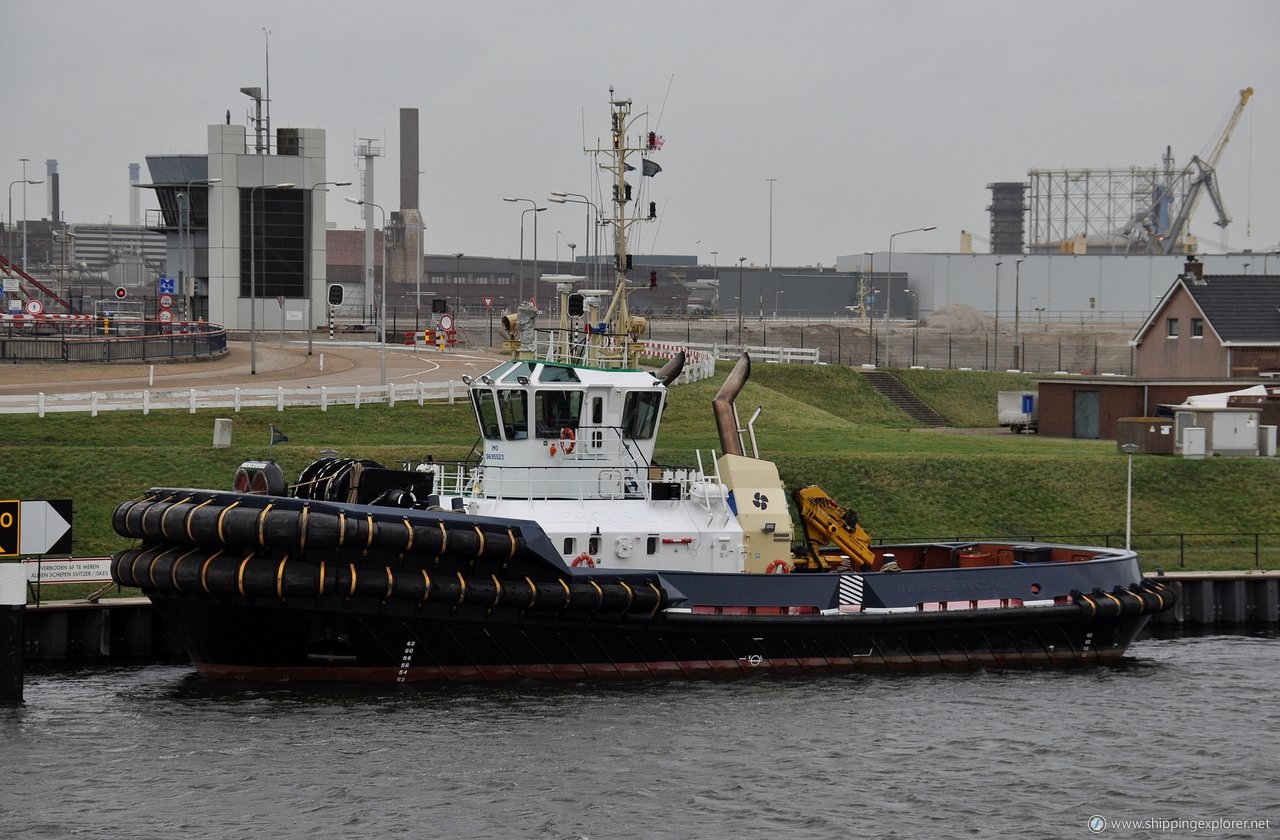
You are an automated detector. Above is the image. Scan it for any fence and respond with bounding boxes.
[877,531,1280,570]
[0,380,469,417]
[0,318,227,363]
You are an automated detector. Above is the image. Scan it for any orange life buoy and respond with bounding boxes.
[571,552,595,568]
[560,427,576,454]
[766,560,791,574]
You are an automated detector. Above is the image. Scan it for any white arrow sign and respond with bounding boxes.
[20,500,73,555]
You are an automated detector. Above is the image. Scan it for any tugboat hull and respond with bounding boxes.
[148,592,1152,682]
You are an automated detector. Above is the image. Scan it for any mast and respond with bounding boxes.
[589,89,660,363]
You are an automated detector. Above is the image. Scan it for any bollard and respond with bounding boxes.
[149,364,155,387]
[0,564,26,705]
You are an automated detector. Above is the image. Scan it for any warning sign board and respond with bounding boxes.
[0,499,73,557]
[23,557,112,584]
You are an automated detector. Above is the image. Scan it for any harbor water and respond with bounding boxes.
[2,633,1277,839]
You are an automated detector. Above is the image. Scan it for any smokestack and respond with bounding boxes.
[129,163,141,226]
[400,107,419,211]
[46,160,59,223]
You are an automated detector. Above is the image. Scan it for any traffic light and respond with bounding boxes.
[114,286,128,300]
[568,293,585,317]
[327,284,344,306]
[649,271,658,289]
[432,298,448,314]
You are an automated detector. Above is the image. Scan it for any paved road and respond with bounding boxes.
[0,339,505,397]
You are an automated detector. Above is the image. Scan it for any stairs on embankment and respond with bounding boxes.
[860,370,948,427]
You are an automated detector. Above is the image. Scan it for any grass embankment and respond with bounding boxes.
[5,362,1277,603]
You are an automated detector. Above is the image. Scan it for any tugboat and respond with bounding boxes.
[111,92,1172,680]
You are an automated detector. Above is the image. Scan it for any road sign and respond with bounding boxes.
[0,501,17,556]
[24,299,43,315]
[482,296,494,309]
[158,310,174,323]
[158,293,174,309]
[438,313,454,331]
[0,499,72,557]
[158,277,176,295]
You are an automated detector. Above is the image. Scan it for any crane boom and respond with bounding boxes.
[1169,87,1253,250]
[1123,86,1253,254]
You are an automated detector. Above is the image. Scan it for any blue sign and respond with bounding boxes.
[158,277,176,295]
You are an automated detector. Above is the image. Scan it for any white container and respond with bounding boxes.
[1182,426,1206,460]
[1260,425,1277,458]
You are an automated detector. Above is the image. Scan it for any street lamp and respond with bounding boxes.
[737,257,747,345]
[180,177,222,321]
[8,175,43,269]
[453,252,464,316]
[346,196,389,386]
[504,197,544,304]
[766,177,777,272]
[710,251,719,314]
[549,192,600,285]
[885,225,936,368]
[249,182,295,375]
[1013,257,1025,370]
[774,289,784,319]
[307,180,351,355]
[1122,442,1139,550]
[993,261,1003,371]
[567,242,577,275]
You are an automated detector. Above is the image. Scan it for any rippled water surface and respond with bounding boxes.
[3,634,1279,839]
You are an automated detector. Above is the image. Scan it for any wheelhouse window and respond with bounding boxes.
[621,390,663,440]
[497,390,529,440]
[1191,318,1204,338]
[535,390,584,438]
[1166,317,1179,338]
[472,389,501,439]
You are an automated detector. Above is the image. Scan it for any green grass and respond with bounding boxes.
[6,362,1279,604]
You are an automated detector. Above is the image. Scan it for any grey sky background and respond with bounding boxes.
[3,0,1277,267]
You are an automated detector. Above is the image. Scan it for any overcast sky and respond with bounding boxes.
[3,0,1277,266]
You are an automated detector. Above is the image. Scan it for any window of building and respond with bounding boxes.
[1191,318,1204,338]
[1166,318,1179,338]
[239,188,305,299]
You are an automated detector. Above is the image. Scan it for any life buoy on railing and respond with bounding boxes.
[560,427,576,454]
[766,560,792,574]
[571,552,595,568]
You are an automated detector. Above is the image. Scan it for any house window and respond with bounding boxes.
[1166,318,1179,338]
[1191,318,1204,338]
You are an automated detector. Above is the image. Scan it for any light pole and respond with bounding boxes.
[885,225,936,368]
[307,180,351,355]
[710,251,719,314]
[549,192,599,285]
[453,252,464,316]
[8,175,43,270]
[1122,442,1139,550]
[766,177,777,272]
[567,242,577,276]
[181,177,222,321]
[774,289,784,319]
[1013,256,1025,370]
[737,257,747,345]
[862,251,874,323]
[504,197,544,304]
[993,261,1003,371]
[249,182,295,375]
[555,230,561,274]
[346,196,389,386]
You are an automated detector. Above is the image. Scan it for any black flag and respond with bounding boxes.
[270,426,289,445]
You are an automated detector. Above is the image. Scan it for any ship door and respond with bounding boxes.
[590,395,605,452]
